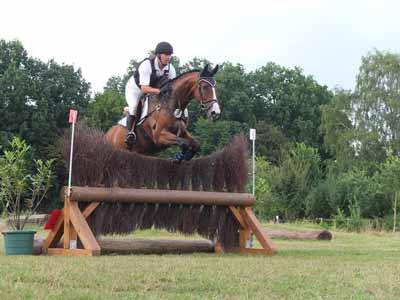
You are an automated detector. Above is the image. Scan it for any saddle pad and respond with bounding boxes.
[137,98,149,125]
[117,97,149,127]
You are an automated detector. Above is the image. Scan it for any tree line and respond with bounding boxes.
[1,39,400,228]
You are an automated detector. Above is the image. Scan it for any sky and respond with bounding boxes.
[1,0,400,93]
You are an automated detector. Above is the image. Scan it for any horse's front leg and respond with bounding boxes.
[155,129,200,162]
[177,130,200,161]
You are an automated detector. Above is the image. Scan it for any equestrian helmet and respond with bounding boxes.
[155,42,173,55]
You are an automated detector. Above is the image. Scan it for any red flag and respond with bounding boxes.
[44,210,63,230]
[69,109,78,123]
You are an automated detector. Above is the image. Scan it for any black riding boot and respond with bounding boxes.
[125,114,137,146]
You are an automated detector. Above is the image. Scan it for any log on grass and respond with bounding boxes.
[34,238,215,255]
[98,238,215,255]
[265,230,332,240]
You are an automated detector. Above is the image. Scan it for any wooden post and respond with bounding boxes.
[69,202,100,255]
[44,193,101,256]
[63,195,71,249]
[240,207,276,255]
[230,206,276,255]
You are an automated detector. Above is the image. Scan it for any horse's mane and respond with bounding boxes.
[156,69,200,103]
[160,69,200,88]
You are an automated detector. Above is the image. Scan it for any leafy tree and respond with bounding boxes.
[180,57,212,72]
[307,166,382,219]
[255,121,291,164]
[86,90,125,131]
[104,76,125,95]
[267,143,322,220]
[249,63,332,151]
[320,88,356,170]
[193,118,247,155]
[352,50,400,161]
[0,39,91,158]
[215,63,254,125]
[253,156,277,220]
[376,155,400,230]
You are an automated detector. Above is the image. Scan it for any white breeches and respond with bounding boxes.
[125,77,144,115]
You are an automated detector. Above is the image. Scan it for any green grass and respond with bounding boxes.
[1,223,400,300]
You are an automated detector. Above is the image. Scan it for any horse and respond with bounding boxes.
[104,64,220,162]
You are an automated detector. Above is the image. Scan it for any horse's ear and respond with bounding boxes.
[211,64,219,76]
[200,64,209,77]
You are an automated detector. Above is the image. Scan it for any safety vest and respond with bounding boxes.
[134,56,170,88]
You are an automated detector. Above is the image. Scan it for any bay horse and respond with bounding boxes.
[104,64,220,162]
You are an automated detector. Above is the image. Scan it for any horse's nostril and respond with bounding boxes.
[211,113,220,121]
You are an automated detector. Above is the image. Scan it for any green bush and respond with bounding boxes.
[0,137,55,230]
[253,156,277,220]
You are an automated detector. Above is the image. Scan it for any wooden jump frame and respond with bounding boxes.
[43,186,276,256]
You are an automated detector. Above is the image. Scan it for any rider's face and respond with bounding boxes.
[159,53,172,66]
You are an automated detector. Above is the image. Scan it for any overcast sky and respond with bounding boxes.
[2,0,400,93]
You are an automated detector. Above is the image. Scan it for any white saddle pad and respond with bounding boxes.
[118,98,149,127]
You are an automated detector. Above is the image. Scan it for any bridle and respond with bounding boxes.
[198,75,218,112]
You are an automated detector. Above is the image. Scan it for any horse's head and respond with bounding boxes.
[194,64,220,121]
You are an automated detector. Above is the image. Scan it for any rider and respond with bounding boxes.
[125,41,176,145]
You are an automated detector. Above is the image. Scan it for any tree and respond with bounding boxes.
[104,76,125,95]
[180,57,212,73]
[320,88,356,171]
[86,90,125,131]
[254,121,291,164]
[253,156,277,220]
[249,63,332,151]
[215,63,254,125]
[0,39,91,158]
[193,118,248,155]
[267,143,322,220]
[351,49,400,162]
[376,155,400,230]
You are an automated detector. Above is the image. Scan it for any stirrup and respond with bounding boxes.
[125,131,137,145]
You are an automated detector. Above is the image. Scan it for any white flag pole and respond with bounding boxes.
[249,128,256,248]
[67,110,78,197]
[250,129,256,195]
[67,121,75,198]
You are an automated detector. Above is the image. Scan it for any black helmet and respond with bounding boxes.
[155,42,173,55]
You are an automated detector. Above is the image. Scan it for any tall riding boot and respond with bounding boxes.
[125,114,137,146]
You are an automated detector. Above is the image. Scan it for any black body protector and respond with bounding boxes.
[134,55,170,89]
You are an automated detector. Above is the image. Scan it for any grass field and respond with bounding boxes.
[1,222,400,300]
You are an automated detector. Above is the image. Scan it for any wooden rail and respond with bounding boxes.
[65,186,256,207]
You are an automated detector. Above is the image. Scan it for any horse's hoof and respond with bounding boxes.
[172,151,184,163]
